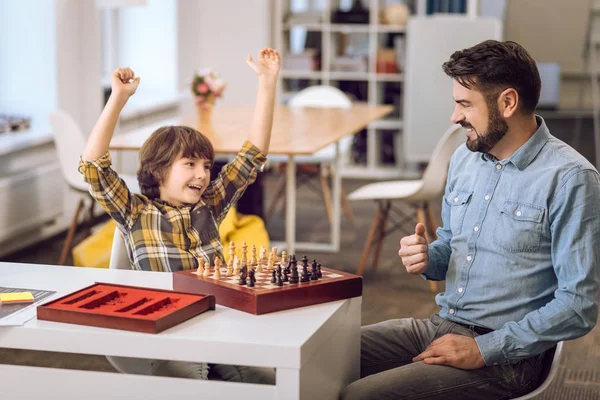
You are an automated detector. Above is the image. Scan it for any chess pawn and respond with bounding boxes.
[214,258,222,279]
[226,257,234,277]
[203,258,211,277]
[197,258,205,275]
[271,247,279,266]
[280,250,287,267]
[256,258,263,273]
[267,253,274,271]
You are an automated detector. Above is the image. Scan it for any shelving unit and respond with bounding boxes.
[274,0,424,179]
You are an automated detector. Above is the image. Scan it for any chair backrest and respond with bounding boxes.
[48,110,88,191]
[109,228,132,270]
[418,124,463,198]
[288,85,354,156]
[511,341,563,400]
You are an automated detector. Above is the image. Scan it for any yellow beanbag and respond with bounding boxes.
[72,219,118,268]
[219,208,270,256]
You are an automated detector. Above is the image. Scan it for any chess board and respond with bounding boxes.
[37,283,215,333]
[173,265,362,315]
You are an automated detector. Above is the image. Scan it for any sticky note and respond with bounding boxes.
[0,292,35,304]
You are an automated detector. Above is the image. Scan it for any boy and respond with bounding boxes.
[79,48,280,382]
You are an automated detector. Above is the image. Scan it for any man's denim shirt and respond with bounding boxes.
[426,116,600,366]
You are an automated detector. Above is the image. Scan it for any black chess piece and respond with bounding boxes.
[239,265,247,285]
[289,256,299,284]
[247,268,256,287]
[271,269,277,283]
[311,260,319,280]
[317,263,323,278]
[282,267,289,282]
[276,267,283,286]
[301,255,309,269]
[301,259,310,283]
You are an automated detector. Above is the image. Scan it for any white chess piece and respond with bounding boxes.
[214,258,222,279]
[233,256,240,275]
[197,258,205,275]
[203,258,210,277]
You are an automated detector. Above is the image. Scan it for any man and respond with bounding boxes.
[341,40,600,399]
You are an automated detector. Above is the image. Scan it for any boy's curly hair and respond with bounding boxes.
[137,126,215,199]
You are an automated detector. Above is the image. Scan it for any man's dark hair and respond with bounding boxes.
[442,40,541,114]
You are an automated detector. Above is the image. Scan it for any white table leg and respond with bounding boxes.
[331,141,341,252]
[285,155,297,254]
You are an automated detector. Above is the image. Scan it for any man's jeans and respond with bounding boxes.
[340,315,551,400]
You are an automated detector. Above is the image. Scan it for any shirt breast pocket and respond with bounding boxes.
[446,188,473,235]
[493,200,544,253]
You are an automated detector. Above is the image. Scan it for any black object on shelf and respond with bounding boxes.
[331,0,369,24]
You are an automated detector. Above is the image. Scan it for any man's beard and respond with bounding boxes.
[462,104,508,153]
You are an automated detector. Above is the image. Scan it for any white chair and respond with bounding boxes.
[48,110,140,265]
[105,227,155,375]
[266,85,356,226]
[348,124,463,291]
[511,341,563,399]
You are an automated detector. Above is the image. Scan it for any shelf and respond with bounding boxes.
[375,73,404,82]
[284,22,324,31]
[283,23,407,34]
[280,70,323,80]
[328,71,370,81]
[330,24,370,33]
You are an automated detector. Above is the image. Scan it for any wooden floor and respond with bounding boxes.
[2,117,600,399]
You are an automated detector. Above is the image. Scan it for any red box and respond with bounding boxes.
[173,267,362,315]
[37,283,215,333]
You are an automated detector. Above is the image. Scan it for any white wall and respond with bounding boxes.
[55,0,103,135]
[177,0,273,105]
[0,0,57,125]
[119,0,178,97]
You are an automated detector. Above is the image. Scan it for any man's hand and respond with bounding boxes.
[399,223,429,274]
[412,334,486,370]
[246,48,280,81]
[111,67,140,99]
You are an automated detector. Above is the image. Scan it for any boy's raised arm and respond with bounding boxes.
[245,48,280,155]
[81,68,140,161]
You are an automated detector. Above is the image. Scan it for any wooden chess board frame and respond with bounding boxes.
[36,282,216,334]
[173,267,362,315]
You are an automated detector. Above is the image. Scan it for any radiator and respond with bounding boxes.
[0,162,64,242]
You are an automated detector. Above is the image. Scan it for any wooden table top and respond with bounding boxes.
[110,103,393,155]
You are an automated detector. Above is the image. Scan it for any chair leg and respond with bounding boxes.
[424,201,438,241]
[416,203,439,293]
[356,202,384,276]
[371,200,391,271]
[265,173,287,223]
[340,188,357,227]
[59,198,86,265]
[319,167,334,225]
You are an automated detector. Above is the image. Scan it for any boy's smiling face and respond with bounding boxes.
[159,153,211,206]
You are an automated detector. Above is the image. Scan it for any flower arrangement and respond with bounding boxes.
[191,68,227,109]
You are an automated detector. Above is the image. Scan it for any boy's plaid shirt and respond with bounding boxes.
[78,141,267,272]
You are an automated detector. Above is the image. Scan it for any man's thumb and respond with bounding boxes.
[415,223,426,239]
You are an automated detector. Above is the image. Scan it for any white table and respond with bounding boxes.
[110,104,392,253]
[0,262,361,400]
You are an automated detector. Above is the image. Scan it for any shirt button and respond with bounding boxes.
[484,195,490,201]
[454,197,459,202]
[515,210,522,217]
[449,308,455,314]
[496,164,502,170]
[458,287,464,293]
[196,210,201,214]
[493,362,499,366]
[467,255,472,261]
[473,226,479,232]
